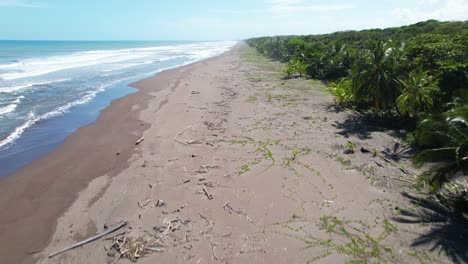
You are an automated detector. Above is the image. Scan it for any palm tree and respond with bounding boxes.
[350,40,403,111]
[415,105,468,190]
[397,71,439,118]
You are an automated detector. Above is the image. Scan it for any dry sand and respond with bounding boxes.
[0,45,455,263]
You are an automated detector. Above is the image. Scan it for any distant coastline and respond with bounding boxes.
[0,40,236,178]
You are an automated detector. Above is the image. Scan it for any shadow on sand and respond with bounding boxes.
[393,192,468,264]
[330,111,409,140]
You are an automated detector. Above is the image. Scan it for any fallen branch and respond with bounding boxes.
[49,221,127,258]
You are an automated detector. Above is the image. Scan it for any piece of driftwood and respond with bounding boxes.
[203,187,213,200]
[177,179,191,186]
[135,137,145,145]
[144,246,166,252]
[48,221,127,258]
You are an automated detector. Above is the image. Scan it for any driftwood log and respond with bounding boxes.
[48,221,127,258]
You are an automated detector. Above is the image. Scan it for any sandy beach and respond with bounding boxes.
[0,45,454,264]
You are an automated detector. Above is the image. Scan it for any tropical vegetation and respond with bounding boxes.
[246,20,468,210]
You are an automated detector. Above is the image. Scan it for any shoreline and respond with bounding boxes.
[0,49,233,264]
[0,82,138,178]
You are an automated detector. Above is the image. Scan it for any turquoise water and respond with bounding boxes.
[0,40,236,177]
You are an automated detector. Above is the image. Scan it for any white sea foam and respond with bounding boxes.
[0,76,136,148]
[0,41,237,80]
[102,61,154,72]
[0,104,17,115]
[0,78,72,93]
[0,96,24,116]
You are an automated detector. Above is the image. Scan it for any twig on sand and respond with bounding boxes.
[175,125,194,141]
[398,166,411,176]
[380,156,412,175]
[175,125,206,145]
[222,202,254,224]
[48,221,127,258]
[154,220,172,244]
[188,138,206,145]
[27,249,43,255]
[177,179,191,186]
[138,199,151,208]
[223,202,242,214]
[203,187,213,200]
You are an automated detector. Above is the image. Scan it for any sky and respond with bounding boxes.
[0,0,467,41]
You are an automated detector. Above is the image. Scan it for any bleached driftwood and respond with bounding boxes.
[135,137,145,145]
[48,221,127,258]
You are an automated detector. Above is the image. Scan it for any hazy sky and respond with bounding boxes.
[0,0,467,40]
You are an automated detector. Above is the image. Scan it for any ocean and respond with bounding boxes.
[0,40,236,177]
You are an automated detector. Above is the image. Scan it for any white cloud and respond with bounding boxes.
[392,0,468,23]
[209,1,354,17]
[265,0,354,16]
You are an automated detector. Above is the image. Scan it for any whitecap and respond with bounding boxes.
[0,41,238,80]
[0,104,17,115]
[0,78,71,93]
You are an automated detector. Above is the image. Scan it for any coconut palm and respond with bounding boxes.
[397,71,439,118]
[350,40,403,111]
[415,105,468,190]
